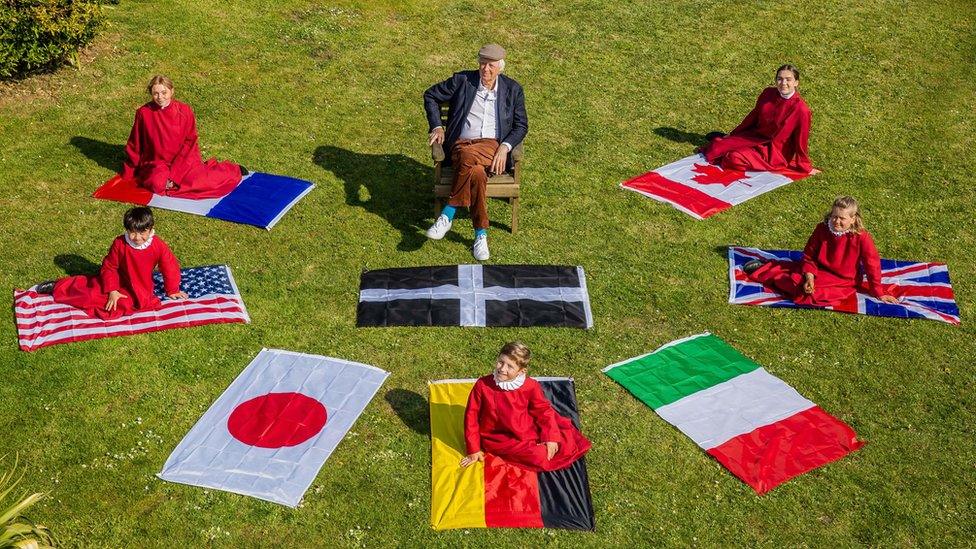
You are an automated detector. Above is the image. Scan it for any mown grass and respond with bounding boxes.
[1,0,974,546]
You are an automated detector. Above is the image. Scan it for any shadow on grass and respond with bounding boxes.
[54,254,100,276]
[385,388,430,436]
[70,136,124,173]
[313,145,432,252]
[653,127,726,148]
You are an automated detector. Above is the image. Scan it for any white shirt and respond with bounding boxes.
[457,79,512,151]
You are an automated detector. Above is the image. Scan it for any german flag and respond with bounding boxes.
[429,377,595,530]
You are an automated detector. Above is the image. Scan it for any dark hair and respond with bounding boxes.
[776,64,800,81]
[124,207,155,232]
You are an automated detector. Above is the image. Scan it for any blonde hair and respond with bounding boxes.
[824,195,866,234]
[499,341,530,369]
[146,75,174,94]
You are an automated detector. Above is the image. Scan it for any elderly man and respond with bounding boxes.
[423,43,528,261]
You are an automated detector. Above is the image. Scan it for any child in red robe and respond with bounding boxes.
[702,64,816,175]
[121,75,244,199]
[37,207,188,320]
[744,196,900,307]
[460,342,591,472]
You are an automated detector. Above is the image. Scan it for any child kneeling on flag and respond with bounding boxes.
[37,207,187,319]
[743,196,899,307]
[460,342,591,472]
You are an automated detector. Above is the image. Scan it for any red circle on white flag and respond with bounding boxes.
[227,392,327,448]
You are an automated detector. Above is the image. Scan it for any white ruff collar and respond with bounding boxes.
[826,222,849,237]
[494,371,526,391]
[124,229,155,250]
[779,90,796,100]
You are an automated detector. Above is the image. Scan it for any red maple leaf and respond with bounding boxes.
[691,163,748,186]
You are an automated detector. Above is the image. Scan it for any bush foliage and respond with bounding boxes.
[0,0,102,80]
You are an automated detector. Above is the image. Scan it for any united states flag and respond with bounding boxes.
[14,265,250,351]
[728,246,960,325]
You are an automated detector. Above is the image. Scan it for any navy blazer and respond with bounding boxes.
[423,71,528,168]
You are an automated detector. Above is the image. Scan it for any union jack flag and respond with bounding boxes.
[14,265,250,351]
[727,246,960,325]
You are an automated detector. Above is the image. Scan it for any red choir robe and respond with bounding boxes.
[53,235,182,320]
[464,374,591,472]
[703,87,813,174]
[121,100,241,199]
[749,222,892,307]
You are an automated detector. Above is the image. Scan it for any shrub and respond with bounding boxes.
[0,0,103,80]
[0,456,54,548]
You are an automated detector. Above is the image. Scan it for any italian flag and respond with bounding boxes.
[620,153,808,219]
[603,333,863,494]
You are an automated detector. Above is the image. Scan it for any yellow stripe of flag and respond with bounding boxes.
[429,381,486,530]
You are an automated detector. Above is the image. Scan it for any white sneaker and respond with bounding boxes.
[426,214,452,240]
[472,234,490,261]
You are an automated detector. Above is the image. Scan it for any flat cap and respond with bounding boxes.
[478,43,506,61]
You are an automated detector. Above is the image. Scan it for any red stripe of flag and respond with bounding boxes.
[622,172,730,219]
[15,295,242,322]
[17,300,245,338]
[882,262,945,278]
[15,295,247,351]
[706,406,864,495]
[92,175,153,205]
[483,455,544,528]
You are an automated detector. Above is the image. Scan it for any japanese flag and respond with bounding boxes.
[158,349,389,507]
[621,153,805,219]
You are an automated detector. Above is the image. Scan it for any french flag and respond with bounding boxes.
[94,172,314,230]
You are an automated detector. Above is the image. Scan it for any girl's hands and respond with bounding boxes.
[803,273,815,294]
[459,451,484,468]
[105,290,127,311]
[545,441,559,460]
[879,294,899,304]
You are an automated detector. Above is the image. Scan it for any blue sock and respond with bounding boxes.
[474,228,487,239]
[440,205,456,220]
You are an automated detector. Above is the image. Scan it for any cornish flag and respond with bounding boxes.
[604,333,864,494]
[357,265,594,328]
[93,172,314,230]
[14,265,249,351]
[728,246,961,325]
[158,349,389,507]
[620,153,809,219]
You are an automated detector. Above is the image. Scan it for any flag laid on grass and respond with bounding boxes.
[358,265,594,328]
[14,265,249,352]
[159,349,389,507]
[728,246,960,325]
[93,172,314,230]
[620,153,809,219]
[603,333,864,495]
[429,378,594,530]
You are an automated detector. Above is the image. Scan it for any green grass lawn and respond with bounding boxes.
[2,0,975,545]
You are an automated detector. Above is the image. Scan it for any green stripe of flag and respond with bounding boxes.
[603,333,759,409]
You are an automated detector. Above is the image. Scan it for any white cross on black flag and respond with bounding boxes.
[357,265,594,328]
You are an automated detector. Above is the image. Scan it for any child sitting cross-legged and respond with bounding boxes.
[744,195,899,307]
[460,342,591,472]
[37,206,187,319]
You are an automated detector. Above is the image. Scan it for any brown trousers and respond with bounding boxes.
[449,138,499,230]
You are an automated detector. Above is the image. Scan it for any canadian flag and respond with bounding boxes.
[620,153,808,219]
[158,349,389,507]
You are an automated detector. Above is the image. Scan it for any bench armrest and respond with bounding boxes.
[510,142,524,163]
[431,142,446,162]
